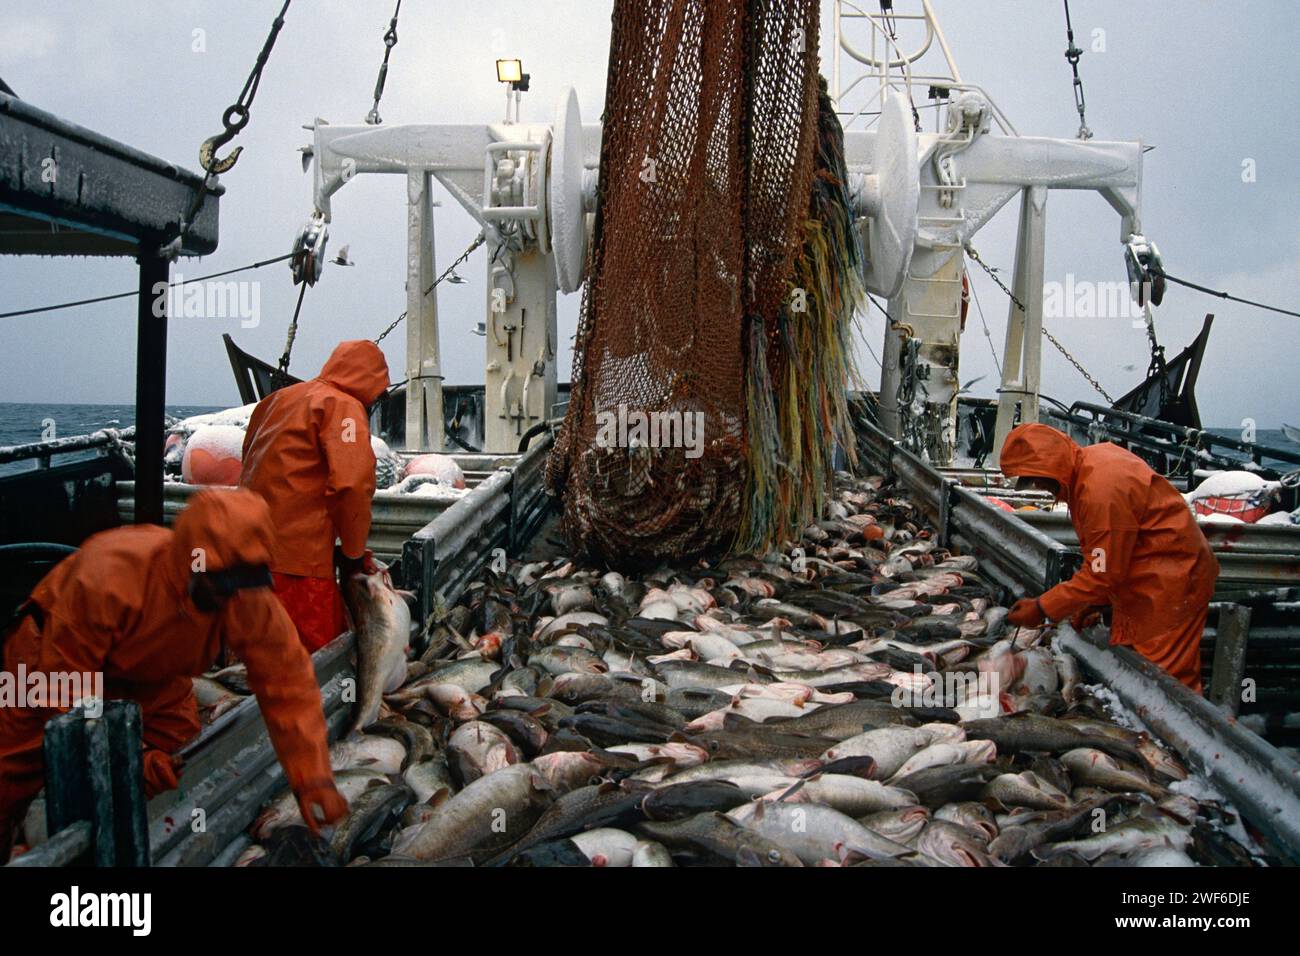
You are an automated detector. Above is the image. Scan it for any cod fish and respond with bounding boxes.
[1060,748,1166,799]
[346,563,413,735]
[448,720,519,784]
[330,735,407,775]
[638,812,804,867]
[571,828,640,866]
[1032,807,1191,862]
[916,820,1001,867]
[253,769,388,840]
[194,676,245,722]
[329,783,413,863]
[391,764,555,861]
[727,800,920,865]
[962,714,1148,769]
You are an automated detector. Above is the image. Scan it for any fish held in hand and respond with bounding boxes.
[345,562,413,735]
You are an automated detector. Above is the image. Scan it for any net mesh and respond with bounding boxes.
[546,0,827,568]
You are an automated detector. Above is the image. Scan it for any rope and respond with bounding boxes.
[0,253,295,319]
[276,282,309,376]
[374,233,486,343]
[1062,0,1092,139]
[365,0,402,125]
[965,243,1114,404]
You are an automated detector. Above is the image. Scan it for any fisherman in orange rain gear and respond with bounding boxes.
[1000,423,1219,691]
[0,489,346,858]
[240,340,391,652]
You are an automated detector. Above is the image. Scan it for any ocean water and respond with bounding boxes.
[0,403,1294,478]
[0,402,223,477]
[1203,428,1297,472]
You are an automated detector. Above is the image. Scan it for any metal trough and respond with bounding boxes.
[854,418,1300,861]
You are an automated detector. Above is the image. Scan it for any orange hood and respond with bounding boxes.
[171,488,277,576]
[318,340,390,407]
[1000,423,1082,491]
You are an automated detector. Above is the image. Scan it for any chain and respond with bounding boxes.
[374,233,487,343]
[965,243,1114,404]
[365,0,402,125]
[168,1,292,254]
[1062,0,1092,139]
[1042,326,1113,404]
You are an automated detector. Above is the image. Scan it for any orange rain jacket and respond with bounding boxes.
[1000,424,1219,690]
[0,489,337,833]
[240,340,390,577]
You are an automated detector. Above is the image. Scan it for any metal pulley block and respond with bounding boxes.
[290,213,329,286]
[1124,233,1165,307]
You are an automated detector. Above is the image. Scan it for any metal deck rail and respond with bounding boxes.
[856,417,1079,598]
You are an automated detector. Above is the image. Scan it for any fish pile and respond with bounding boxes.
[234,472,1261,868]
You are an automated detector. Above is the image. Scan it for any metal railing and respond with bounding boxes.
[0,427,135,471]
[832,0,1018,136]
[855,415,1076,597]
[1043,401,1300,478]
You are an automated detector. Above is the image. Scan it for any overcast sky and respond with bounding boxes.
[1,1,1296,427]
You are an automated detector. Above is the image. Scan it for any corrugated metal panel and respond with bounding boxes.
[1016,510,1300,592]
[116,481,463,562]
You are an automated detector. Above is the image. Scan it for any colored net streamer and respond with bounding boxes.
[547,0,860,567]
[738,78,866,552]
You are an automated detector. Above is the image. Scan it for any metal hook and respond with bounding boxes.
[199,105,251,174]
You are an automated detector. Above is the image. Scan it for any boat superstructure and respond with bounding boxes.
[0,1,1297,868]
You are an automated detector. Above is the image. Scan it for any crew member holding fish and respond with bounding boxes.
[1000,423,1219,690]
[0,489,346,858]
[240,339,391,651]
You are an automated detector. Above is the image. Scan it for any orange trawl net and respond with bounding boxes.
[546,0,821,568]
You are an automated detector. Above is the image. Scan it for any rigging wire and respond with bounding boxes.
[365,0,402,124]
[1061,0,1092,139]
[0,254,295,320]
[169,1,294,254]
[1155,271,1300,318]
[276,282,310,376]
[966,275,1003,377]
[878,0,921,131]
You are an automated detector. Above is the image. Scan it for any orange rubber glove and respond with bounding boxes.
[141,748,181,798]
[1070,607,1103,631]
[1006,598,1046,628]
[296,781,349,832]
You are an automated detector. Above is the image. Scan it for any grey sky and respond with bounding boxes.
[1,1,1296,428]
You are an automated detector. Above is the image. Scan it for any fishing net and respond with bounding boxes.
[547,0,862,568]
